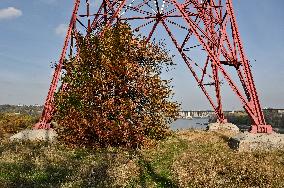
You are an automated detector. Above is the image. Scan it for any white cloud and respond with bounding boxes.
[55,24,68,37]
[0,7,22,20]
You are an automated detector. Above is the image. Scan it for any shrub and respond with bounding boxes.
[54,23,179,148]
[0,113,38,137]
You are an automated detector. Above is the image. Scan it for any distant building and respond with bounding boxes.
[179,110,214,119]
[179,108,284,119]
[278,109,284,114]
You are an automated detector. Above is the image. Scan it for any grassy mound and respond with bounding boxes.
[0,130,283,187]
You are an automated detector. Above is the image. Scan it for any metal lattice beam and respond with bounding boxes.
[34,0,273,134]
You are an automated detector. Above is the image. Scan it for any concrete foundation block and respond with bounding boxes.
[229,132,284,152]
[10,129,58,142]
[207,122,239,133]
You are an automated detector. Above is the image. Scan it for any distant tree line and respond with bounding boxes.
[210,110,284,129]
[0,105,43,116]
[264,110,284,128]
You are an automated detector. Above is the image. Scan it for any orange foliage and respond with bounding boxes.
[54,24,180,148]
[0,113,38,137]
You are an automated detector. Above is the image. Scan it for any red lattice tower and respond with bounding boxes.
[34,0,273,133]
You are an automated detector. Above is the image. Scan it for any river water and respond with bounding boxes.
[170,118,209,131]
[170,118,284,133]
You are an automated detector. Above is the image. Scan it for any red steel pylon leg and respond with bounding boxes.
[35,0,272,133]
[34,0,81,129]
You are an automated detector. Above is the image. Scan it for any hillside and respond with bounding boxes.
[0,130,283,187]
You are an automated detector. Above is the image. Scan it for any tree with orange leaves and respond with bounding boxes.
[54,23,179,148]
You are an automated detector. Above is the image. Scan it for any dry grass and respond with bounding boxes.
[0,130,283,187]
[172,131,284,187]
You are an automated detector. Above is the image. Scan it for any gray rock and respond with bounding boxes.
[207,122,239,133]
[10,129,58,142]
[229,132,284,152]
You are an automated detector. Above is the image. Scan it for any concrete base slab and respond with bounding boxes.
[229,132,284,152]
[10,129,57,142]
[207,122,239,133]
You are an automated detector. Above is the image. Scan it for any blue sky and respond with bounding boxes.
[0,0,283,110]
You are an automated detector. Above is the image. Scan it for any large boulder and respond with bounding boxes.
[207,122,239,133]
[229,132,284,152]
[10,129,57,142]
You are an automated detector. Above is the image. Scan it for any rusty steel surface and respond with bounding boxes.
[34,0,273,133]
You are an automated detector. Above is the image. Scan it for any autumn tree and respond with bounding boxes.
[54,23,179,148]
